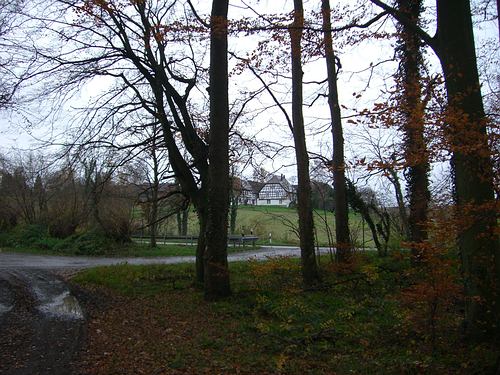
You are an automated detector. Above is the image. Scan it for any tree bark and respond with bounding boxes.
[195,201,207,285]
[290,0,321,286]
[149,132,160,248]
[346,180,386,257]
[181,206,188,236]
[371,0,499,341]
[204,0,231,300]
[321,0,352,263]
[387,167,410,239]
[434,0,499,338]
[230,195,238,234]
[396,0,429,248]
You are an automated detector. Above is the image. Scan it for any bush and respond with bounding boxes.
[48,216,79,238]
[0,224,132,256]
[54,231,117,256]
[2,224,51,247]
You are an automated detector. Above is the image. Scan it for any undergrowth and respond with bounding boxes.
[72,253,499,374]
[0,224,197,257]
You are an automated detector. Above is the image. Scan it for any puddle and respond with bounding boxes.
[0,280,14,318]
[37,291,84,320]
[20,271,84,320]
[0,302,13,316]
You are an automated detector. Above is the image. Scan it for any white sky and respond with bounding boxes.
[0,0,498,201]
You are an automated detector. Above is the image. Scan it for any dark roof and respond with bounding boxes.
[264,174,293,192]
[249,180,265,192]
[238,174,293,194]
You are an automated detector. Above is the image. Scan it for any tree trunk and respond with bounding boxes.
[149,183,158,248]
[195,202,207,285]
[176,210,182,236]
[290,0,320,286]
[434,0,499,338]
[321,0,352,263]
[371,0,499,338]
[346,180,385,256]
[396,0,430,248]
[204,0,231,300]
[150,139,160,248]
[230,195,238,234]
[497,0,500,42]
[181,206,189,236]
[387,168,410,239]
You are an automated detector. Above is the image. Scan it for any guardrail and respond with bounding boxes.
[133,235,259,247]
[227,235,259,247]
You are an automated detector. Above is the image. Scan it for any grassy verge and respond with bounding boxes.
[71,254,498,374]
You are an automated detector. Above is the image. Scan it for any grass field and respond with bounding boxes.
[147,205,377,247]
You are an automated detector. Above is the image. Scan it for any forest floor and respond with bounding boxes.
[69,257,499,374]
[1,254,498,374]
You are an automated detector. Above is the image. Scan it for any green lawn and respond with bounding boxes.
[147,205,376,247]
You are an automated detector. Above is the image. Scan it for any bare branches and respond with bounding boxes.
[368,0,438,51]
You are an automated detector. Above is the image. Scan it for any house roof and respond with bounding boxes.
[264,174,293,193]
[238,174,294,194]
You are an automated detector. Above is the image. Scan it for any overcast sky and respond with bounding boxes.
[0,0,497,200]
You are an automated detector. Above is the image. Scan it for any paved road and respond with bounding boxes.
[0,246,322,269]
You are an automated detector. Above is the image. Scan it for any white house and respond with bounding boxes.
[237,174,296,207]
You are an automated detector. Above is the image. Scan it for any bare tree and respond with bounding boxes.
[290,0,321,286]
[321,0,352,262]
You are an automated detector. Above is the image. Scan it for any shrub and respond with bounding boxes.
[54,231,116,256]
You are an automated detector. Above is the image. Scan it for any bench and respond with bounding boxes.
[228,235,259,247]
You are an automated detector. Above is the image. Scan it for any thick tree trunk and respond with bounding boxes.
[434,0,499,338]
[160,122,208,286]
[290,0,320,286]
[204,0,231,300]
[195,202,207,285]
[396,0,429,248]
[371,0,499,340]
[321,0,352,263]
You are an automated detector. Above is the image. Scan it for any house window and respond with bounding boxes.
[267,199,271,204]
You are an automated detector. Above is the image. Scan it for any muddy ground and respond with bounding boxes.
[0,270,85,375]
[0,247,307,374]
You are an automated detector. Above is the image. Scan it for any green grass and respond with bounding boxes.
[147,205,376,247]
[72,255,498,374]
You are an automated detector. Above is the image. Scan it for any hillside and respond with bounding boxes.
[146,205,376,247]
